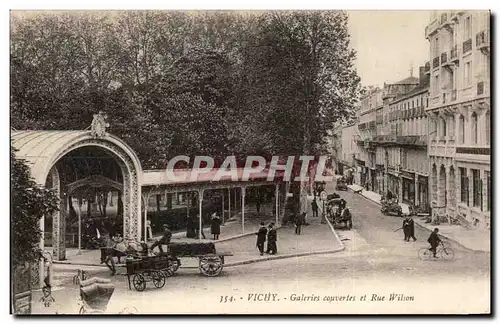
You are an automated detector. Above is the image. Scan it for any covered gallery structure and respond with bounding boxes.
[11,114,285,288]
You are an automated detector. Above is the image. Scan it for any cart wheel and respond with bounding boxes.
[152,271,166,289]
[199,256,223,277]
[132,273,146,291]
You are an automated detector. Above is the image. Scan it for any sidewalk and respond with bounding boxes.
[347,185,411,215]
[348,185,490,253]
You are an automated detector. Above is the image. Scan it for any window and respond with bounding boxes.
[459,114,465,144]
[426,98,429,107]
[472,169,482,208]
[471,112,478,144]
[465,62,472,86]
[434,75,439,93]
[485,111,490,145]
[486,171,491,211]
[460,167,469,204]
[441,118,447,137]
[465,16,472,39]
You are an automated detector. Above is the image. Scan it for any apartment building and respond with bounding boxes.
[425,10,490,229]
[387,70,430,210]
[355,87,383,191]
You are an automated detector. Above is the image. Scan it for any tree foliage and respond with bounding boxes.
[11,11,361,169]
[11,147,59,266]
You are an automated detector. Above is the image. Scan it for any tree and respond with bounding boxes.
[11,147,59,267]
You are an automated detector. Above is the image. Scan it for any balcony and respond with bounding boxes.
[425,19,439,39]
[476,30,490,55]
[450,45,459,63]
[440,13,453,31]
[396,136,427,147]
[432,56,440,69]
[451,89,457,101]
[463,38,472,54]
[424,61,431,75]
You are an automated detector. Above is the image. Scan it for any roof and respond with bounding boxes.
[11,130,142,185]
[142,168,284,187]
[395,76,419,85]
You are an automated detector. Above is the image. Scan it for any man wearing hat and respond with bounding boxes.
[266,223,277,255]
[150,224,172,254]
[255,222,267,256]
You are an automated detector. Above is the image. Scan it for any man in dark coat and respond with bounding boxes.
[407,216,417,241]
[402,217,411,241]
[312,199,319,218]
[150,224,172,253]
[267,223,277,255]
[211,213,221,240]
[295,212,304,235]
[427,228,441,258]
[255,222,267,256]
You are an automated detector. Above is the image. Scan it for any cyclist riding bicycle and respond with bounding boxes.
[427,227,442,258]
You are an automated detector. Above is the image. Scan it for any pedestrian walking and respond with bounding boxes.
[312,199,319,218]
[267,223,277,254]
[255,222,267,256]
[211,213,221,240]
[295,212,305,235]
[402,217,411,241]
[150,224,172,253]
[407,216,417,241]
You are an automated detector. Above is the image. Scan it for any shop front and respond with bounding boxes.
[401,171,416,205]
[387,173,400,200]
[417,175,429,211]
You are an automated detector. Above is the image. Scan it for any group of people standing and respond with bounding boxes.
[402,215,417,242]
[186,212,222,240]
[255,222,277,256]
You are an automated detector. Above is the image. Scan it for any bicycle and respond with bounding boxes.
[418,241,455,261]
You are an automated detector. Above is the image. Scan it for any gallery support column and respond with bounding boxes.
[198,189,204,242]
[275,184,279,226]
[241,186,246,234]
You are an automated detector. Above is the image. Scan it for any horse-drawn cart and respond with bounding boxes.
[126,255,168,291]
[125,242,233,291]
[166,242,233,277]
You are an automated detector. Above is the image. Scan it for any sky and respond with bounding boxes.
[347,10,431,88]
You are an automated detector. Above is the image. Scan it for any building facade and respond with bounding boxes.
[425,10,490,229]
[387,70,430,210]
[355,87,383,192]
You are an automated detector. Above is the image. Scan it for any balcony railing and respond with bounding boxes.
[477,81,485,95]
[432,56,440,68]
[441,52,448,64]
[452,89,457,101]
[450,45,458,61]
[463,38,472,53]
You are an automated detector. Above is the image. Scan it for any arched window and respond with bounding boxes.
[441,118,447,137]
[485,111,490,145]
[459,114,465,144]
[471,112,478,144]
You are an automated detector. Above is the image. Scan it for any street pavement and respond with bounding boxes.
[34,186,490,314]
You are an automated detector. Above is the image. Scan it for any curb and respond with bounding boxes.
[225,247,345,267]
[349,188,490,254]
